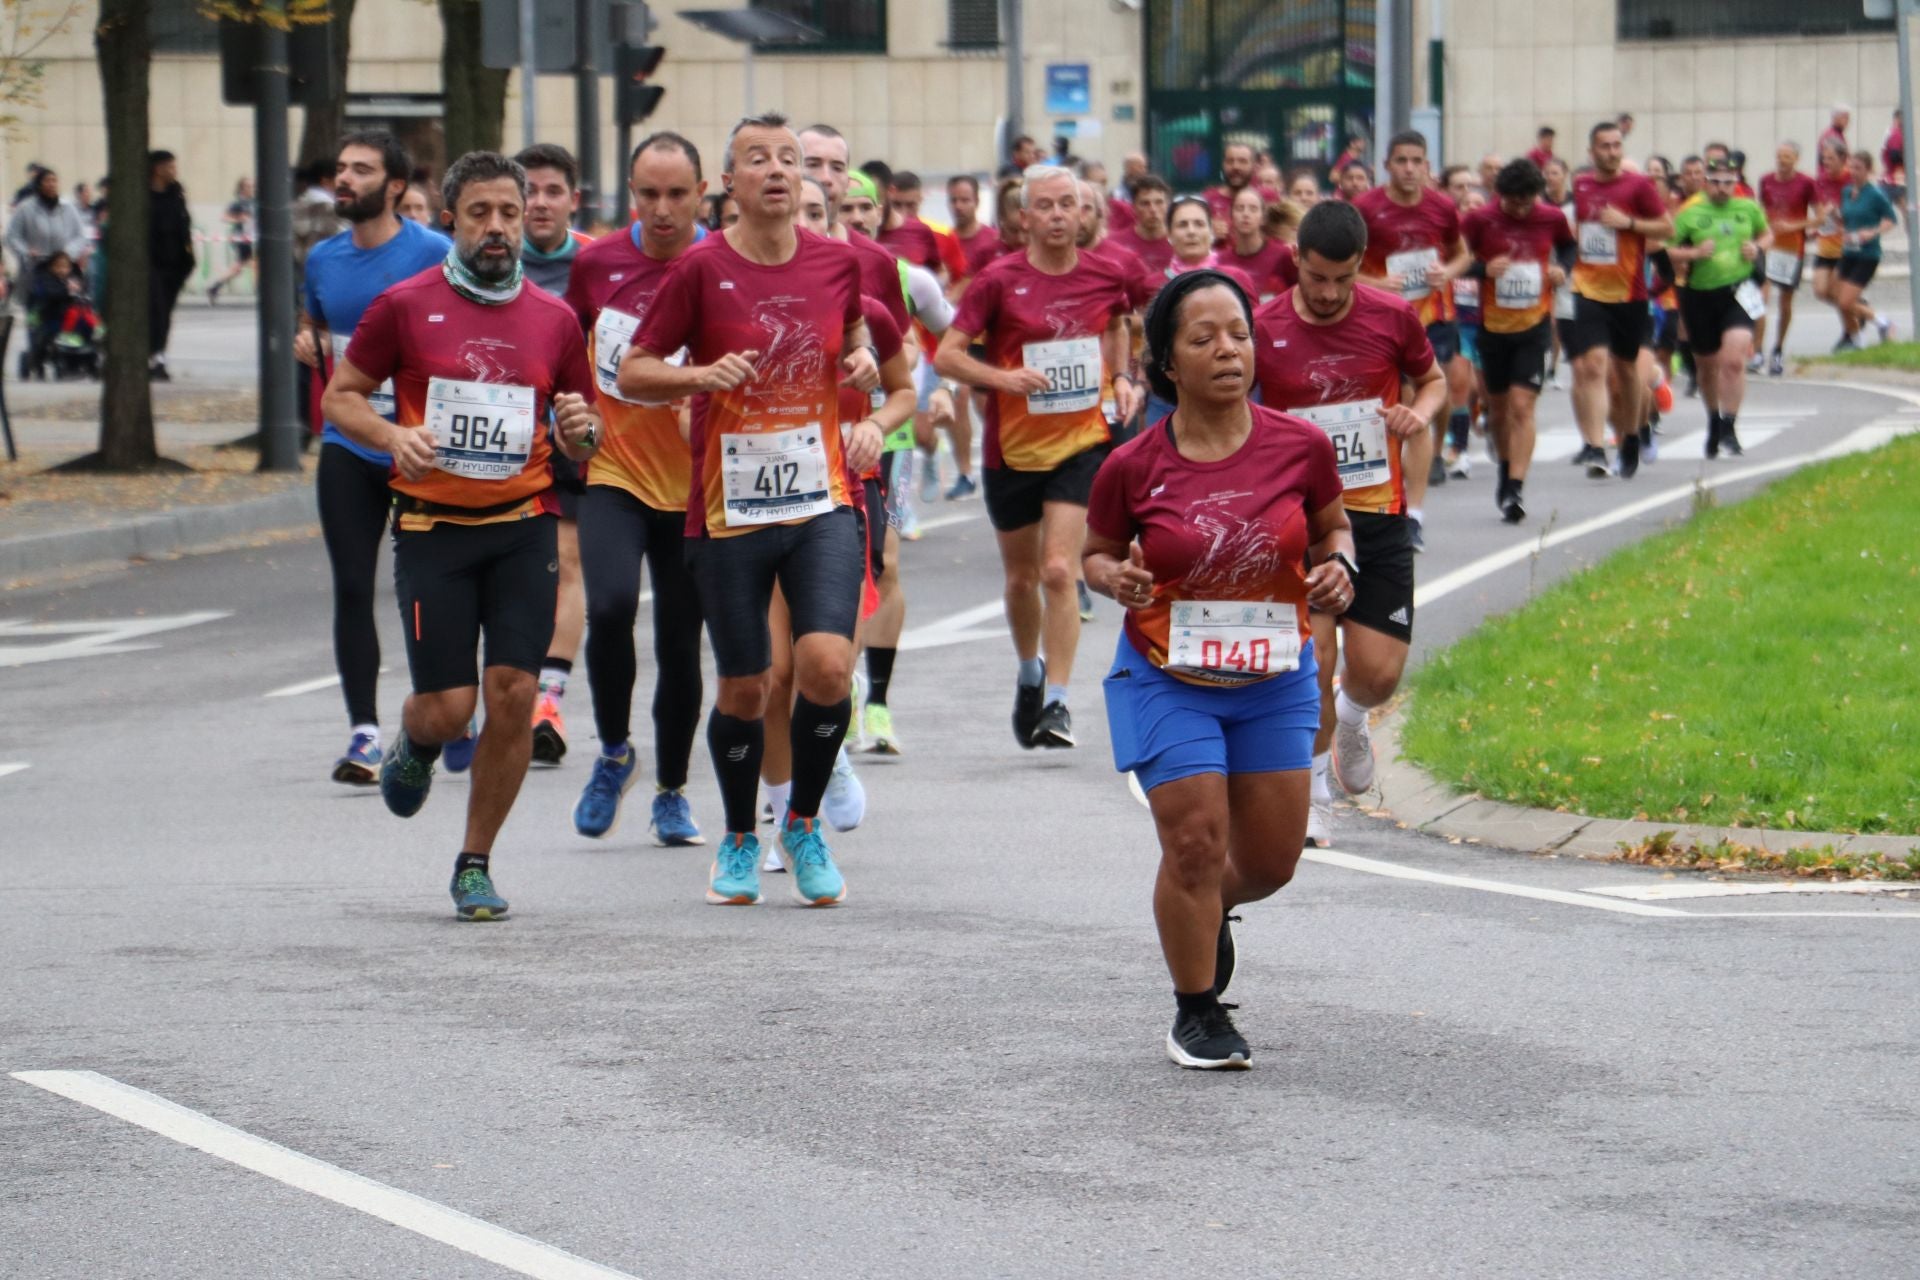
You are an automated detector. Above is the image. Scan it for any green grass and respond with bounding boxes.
[1403,433,1920,836]
[1810,340,1920,371]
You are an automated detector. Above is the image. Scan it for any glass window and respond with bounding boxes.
[948,0,999,50]
[1619,0,1891,39]
[751,0,887,54]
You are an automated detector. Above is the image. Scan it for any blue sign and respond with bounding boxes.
[1045,63,1091,116]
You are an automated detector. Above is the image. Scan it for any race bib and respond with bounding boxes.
[1290,398,1391,493]
[1495,261,1543,309]
[1552,285,1577,321]
[1764,249,1802,288]
[332,334,395,418]
[426,378,537,481]
[1578,221,1619,265]
[1387,248,1438,302]
[592,308,642,402]
[720,424,833,527]
[1735,279,1767,320]
[1166,601,1301,680]
[1022,337,1102,415]
[1451,277,1480,310]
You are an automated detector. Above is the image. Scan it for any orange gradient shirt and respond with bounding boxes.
[1571,171,1667,304]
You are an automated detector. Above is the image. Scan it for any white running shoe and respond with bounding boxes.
[823,746,867,831]
[763,842,786,872]
[1332,714,1376,795]
[1306,795,1333,848]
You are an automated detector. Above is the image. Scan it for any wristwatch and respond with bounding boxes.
[581,421,599,452]
[1324,550,1359,580]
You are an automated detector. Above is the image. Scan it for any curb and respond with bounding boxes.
[0,486,317,581]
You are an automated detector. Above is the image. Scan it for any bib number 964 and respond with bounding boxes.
[442,413,512,453]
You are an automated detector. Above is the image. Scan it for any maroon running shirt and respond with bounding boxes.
[1108,224,1177,277]
[954,223,1002,277]
[1224,239,1296,297]
[1759,170,1818,256]
[877,216,943,273]
[1353,185,1463,326]
[845,229,911,333]
[1461,201,1576,334]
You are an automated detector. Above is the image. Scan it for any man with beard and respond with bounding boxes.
[322,150,601,922]
[1203,141,1280,243]
[297,130,453,786]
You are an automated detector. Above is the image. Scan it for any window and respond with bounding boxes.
[151,0,220,54]
[948,0,1000,51]
[751,0,887,54]
[1619,0,1891,40]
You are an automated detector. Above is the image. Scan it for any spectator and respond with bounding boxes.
[12,161,47,208]
[1527,126,1556,171]
[397,182,434,225]
[6,167,91,296]
[24,250,93,379]
[145,150,194,380]
[207,176,256,305]
[1616,111,1635,141]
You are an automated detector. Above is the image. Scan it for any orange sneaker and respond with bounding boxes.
[1653,379,1674,414]
[531,693,567,766]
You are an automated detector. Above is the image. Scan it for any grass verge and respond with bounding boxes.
[1403,433,1920,836]
[1610,831,1920,880]
[1805,340,1920,371]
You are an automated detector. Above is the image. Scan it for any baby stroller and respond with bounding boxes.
[24,252,101,380]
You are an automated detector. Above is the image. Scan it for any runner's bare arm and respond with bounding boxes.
[551,393,602,462]
[1303,498,1356,613]
[620,345,758,400]
[933,328,1047,395]
[321,358,436,480]
[1104,315,1142,423]
[1387,361,1447,438]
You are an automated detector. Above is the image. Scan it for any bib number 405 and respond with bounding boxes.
[442,413,511,453]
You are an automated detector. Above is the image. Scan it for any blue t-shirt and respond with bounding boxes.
[305,218,453,463]
[1841,182,1897,261]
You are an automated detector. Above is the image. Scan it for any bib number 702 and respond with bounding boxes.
[1200,637,1271,674]
[444,413,509,452]
[755,459,803,498]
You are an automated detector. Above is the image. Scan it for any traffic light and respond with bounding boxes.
[616,44,666,126]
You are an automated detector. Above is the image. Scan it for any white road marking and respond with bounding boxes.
[1302,848,1690,916]
[1677,910,1920,919]
[0,612,230,669]
[264,666,391,699]
[912,511,977,534]
[0,762,29,780]
[1584,880,1919,901]
[11,1071,639,1280]
[898,599,1007,651]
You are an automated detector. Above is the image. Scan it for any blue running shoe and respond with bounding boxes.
[332,732,381,786]
[443,718,478,774]
[779,816,847,906]
[706,834,763,905]
[573,746,638,838]
[450,857,508,921]
[379,735,433,818]
[650,788,704,846]
[944,473,977,501]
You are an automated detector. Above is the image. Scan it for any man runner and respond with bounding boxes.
[1203,142,1279,242]
[1109,174,1176,278]
[1756,142,1816,376]
[1670,158,1772,458]
[1252,201,1444,845]
[322,150,601,921]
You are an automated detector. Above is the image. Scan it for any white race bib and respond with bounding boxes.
[1387,248,1438,302]
[426,378,537,481]
[1735,279,1767,320]
[1577,220,1619,265]
[1764,249,1802,288]
[1494,261,1543,309]
[1166,601,1301,680]
[333,334,396,419]
[1290,398,1391,493]
[1552,285,1577,321]
[1022,337,1102,415]
[720,424,833,527]
[592,308,642,402]
[1451,277,1480,310]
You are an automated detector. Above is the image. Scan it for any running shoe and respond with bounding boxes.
[1077,579,1095,621]
[1332,713,1375,795]
[332,731,381,786]
[1448,452,1471,480]
[1877,316,1895,344]
[1746,352,1764,374]
[898,498,922,541]
[1032,700,1076,749]
[1767,351,1784,378]
[1705,416,1723,460]
[823,746,867,831]
[861,703,902,755]
[378,735,433,818]
[531,694,567,766]
[1640,425,1658,463]
[1167,1003,1251,1070]
[450,860,508,922]
[1569,443,1600,467]
[1585,448,1611,480]
[918,452,940,503]
[1214,913,1241,998]
[944,474,977,501]
[779,816,847,906]
[1832,335,1857,353]
[1427,456,1447,486]
[1653,380,1675,413]
[650,788,704,846]
[706,835,763,905]
[1013,667,1046,748]
[1408,516,1426,552]
[1501,495,1527,525]
[1721,426,1744,458]
[442,718,477,774]
[1617,430,1640,479]
[1306,795,1333,848]
[572,746,638,838]
[763,840,785,872]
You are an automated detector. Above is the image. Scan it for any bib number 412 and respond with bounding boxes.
[442,413,510,453]
[754,459,803,498]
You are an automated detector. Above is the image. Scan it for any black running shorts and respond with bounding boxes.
[983,443,1109,533]
[392,514,558,694]
[684,507,864,678]
[1478,322,1551,395]
[1567,295,1650,362]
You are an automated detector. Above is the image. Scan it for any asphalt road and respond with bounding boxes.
[5,374,1920,1279]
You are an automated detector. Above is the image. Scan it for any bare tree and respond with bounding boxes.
[296,0,357,169]
[439,0,507,160]
[90,0,159,470]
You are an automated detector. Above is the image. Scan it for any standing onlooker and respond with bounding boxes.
[146,150,195,380]
[5,167,90,336]
[207,176,256,304]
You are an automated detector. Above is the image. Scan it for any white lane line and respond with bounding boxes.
[1302,848,1690,916]
[264,665,391,699]
[0,762,29,780]
[11,1071,639,1280]
[1675,910,1920,919]
[909,511,977,534]
[898,599,1006,651]
[1585,880,1919,901]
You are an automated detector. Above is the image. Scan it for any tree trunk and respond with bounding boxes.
[439,0,507,161]
[296,0,359,170]
[94,0,157,470]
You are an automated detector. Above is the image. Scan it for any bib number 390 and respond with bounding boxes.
[1022,337,1102,415]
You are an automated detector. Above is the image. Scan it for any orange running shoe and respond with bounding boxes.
[1653,379,1674,414]
[531,693,567,766]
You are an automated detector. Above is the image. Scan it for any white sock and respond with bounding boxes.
[1407,505,1424,524]
[1311,751,1333,802]
[539,666,569,698]
[1335,689,1369,728]
[763,779,791,818]
[351,722,380,745]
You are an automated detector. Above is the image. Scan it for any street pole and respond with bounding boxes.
[615,121,632,224]
[574,0,601,224]
[518,0,537,147]
[1898,0,1920,332]
[1373,0,1394,177]
[744,43,754,114]
[1003,0,1023,167]
[254,14,299,473]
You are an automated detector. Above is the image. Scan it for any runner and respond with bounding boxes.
[1250,201,1444,847]
[515,143,594,765]
[1286,169,1321,208]
[1353,130,1465,546]
[1085,269,1354,1070]
[1810,140,1849,348]
[1203,142,1278,241]
[621,112,911,906]
[296,129,451,785]
[1567,119,1671,479]
[321,150,601,921]
[947,173,1001,277]
[1164,196,1257,293]
[1224,185,1296,299]
[1756,142,1816,377]
[1835,150,1899,348]
[1463,158,1574,522]
[1336,160,1372,202]
[563,131,710,846]
[1669,157,1771,458]
[879,169,967,281]
[1108,174,1175,277]
[935,164,1142,749]
[1448,179,1491,476]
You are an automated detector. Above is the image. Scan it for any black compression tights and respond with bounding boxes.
[316,443,392,727]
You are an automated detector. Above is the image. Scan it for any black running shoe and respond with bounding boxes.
[1721,427,1744,457]
[1501,496,1526,524]
[1585,448,1611,480]
[1013,668,1046,748]
[1617,429,1640,479]
[1408,516,1426,552]
[1167,1003,1252,1070]
[1428,456,1447,486]
[1032,700,1075,748]
[1214,913,1241,998]
[1705,416,1722,460]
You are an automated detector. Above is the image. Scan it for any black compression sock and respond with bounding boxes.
[542,656,573,674]
[865,646,897,707]
[787,695,852,819]
[407,734,442,765]
[1175,988,1220,1016]
[705,710,764,833]
[1447,408,1471,452]
[454,852,489,873]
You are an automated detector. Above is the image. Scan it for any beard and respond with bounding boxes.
[335,184,388,224]
[459,235,518,283]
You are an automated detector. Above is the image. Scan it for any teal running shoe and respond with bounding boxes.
[379,735,433,818]
[779,816,846,906]
[650,788,704,846]
[573,746,638,838]
[443,718,478,774]
[450,858,508,921]
[706,834,763,905]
